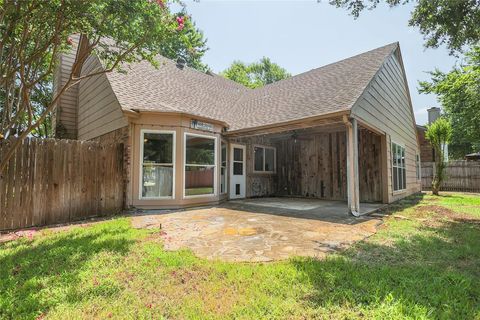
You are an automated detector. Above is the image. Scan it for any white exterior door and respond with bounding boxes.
[230,144,246,199]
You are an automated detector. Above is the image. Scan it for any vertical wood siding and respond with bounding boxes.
[274,129,382,202]
[352,50,421,202]
[78,55,128,140]
[0,138,124,231]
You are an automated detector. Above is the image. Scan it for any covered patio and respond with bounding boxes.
[227,114,388,215]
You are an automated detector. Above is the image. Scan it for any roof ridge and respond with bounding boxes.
[249,42,399,92]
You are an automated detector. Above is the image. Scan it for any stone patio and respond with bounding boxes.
[131,198,384,262]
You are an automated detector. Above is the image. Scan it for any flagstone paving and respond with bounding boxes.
[131,198,384,262]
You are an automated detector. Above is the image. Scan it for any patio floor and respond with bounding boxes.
[131,198,385,262]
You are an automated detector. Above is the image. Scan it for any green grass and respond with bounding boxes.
[185,187,214,196]
[1,193,479,319]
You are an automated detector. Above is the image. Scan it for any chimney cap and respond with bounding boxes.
[176,57,186,69]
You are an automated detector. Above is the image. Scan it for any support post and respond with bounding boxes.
[344,115,360,216]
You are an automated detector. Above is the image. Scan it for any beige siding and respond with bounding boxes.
[78,55,128,140]
[53,34,80,139]
[351,49,421,203]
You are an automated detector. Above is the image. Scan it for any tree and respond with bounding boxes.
[419,47,480,159]
[329,0,480,54]
[221,57,291,88]
[0,0,206,173]
[425,118,452,195]
[164,13,209,72]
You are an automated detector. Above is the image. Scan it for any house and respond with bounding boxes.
[465,152,480,161]
[417,107,448,163]
[53,40,421,215]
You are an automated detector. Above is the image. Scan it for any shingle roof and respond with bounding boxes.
[106,42,398,131]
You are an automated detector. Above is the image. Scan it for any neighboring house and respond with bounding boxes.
[416,107,448,163]
[53,41,421,215]
[465,152,480,161]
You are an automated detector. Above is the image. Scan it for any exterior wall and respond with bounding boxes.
[274,130,347,200]
[229,136,277,198]
[53,34,80,139]
[351,49,421,203]
[231,127,382,203]
[91,126,131,208]
[78,55,128,140]
[417,126,435,162]
[129,113,227,209]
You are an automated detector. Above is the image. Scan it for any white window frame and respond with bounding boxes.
[183,132,218,199]
[391,141,407,192]
[139,129,176,200]
[220,140,228,195]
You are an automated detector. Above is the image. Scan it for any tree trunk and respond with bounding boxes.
[431,156,444,196]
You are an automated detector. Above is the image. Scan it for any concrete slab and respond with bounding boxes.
[131,198,384,262]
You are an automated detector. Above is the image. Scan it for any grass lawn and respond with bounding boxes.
[0,193,479,319]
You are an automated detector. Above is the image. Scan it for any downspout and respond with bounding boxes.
[343,115,361,217]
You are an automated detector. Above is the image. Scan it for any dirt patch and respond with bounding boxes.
[416,205,480,226]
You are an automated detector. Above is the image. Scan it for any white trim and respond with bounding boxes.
[183,132,218,199]
[391,141,407,192]
[139,129,176,200]
[252,144,276,174]
[230,143,246,199]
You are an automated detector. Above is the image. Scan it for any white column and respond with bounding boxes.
[345,117,360,215]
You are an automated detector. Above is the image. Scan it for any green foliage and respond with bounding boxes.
[163,13,209,72]
[425,118,452,195]
[0,0,208,172]
[329,0,480,54]
[221,57,291,88]
[1,194,479,318]
[425,117,453,156]
[420,47,480,159]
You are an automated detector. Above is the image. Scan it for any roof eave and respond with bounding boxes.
[122,109,230,128]
[224,110,350,137]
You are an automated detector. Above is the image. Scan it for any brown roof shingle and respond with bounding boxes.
[106,42,398,131]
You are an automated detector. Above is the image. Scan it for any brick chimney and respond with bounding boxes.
[427,107,441,124]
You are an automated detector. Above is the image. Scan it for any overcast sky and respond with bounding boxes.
[179,0,457,125]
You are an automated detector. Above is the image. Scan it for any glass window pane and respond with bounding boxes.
[185,166,214,196]
[234,148,243,161]
[402,167,407,189]
[220,167,226,194]
[186,135,215,165]
[233,162,243,175]
[142,165,173,197]
[221,142,227,167]
[392,144,397,166]
[143,133,173,164]
[401,147,405,168]
[254,147,264,171]
[398,167,403,191]
[265,148,275,171]
[393,166,398,191]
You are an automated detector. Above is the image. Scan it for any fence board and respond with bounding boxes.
[421,161,480,192]
[0,138,124,231]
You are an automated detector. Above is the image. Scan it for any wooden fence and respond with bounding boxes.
[0,138,124,231]
[421,161,480,192]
